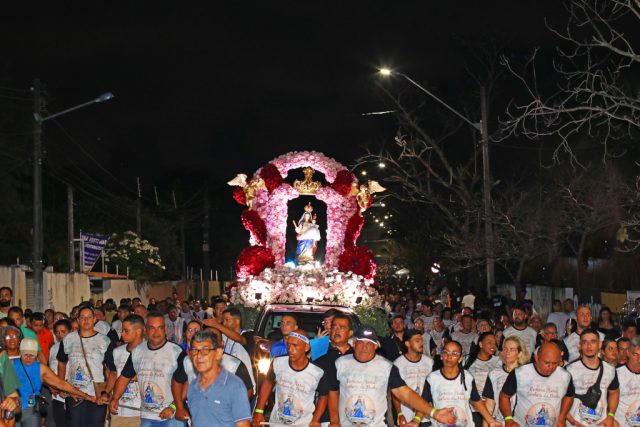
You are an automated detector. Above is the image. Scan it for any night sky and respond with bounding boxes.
[0,1,571,272]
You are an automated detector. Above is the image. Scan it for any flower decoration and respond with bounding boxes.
[268,151,347,182]
[232,187,246,206]
[234,151,375,286]
[241,210,268,246]
[104,231,165,280]
[331,170,356,197]
[258,163,284,193]
[236,246,276,279]
[230,267,381,308]
[338,246,376,280]
[343,212,364,251]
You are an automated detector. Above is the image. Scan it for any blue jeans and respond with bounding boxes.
[140,418,186,427]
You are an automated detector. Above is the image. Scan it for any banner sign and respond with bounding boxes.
[80,230,109,272]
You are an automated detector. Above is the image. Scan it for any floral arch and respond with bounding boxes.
[228,151,382,308]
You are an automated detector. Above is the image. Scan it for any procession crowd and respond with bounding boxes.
[0,283,638,427]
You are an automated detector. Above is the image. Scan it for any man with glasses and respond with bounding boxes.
[186,330,251,427]
[533,323,569,363]
[204,307,255,391]
[110,311,189,427]
[614,336,640,427]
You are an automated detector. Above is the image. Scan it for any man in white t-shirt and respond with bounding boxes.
[500,342,574,427]
[614,336,640,427]
[547,300,570,339]
[110,311,190,427]
[503,304,538,356]
[450,314,478,362]
[328,326,456,427]
[253,329,328,426]
[393,329,434,426]
[104,314,145,427]
[566,329,619,427]
[165,305,185,344]
[57,304,115,427]
[564,306,604,363]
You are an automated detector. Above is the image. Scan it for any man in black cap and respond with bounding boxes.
[328,325,455,427]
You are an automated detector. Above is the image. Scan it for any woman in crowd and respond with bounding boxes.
[3,326,22,361]
[482,335,529,423]
[14,338,94,427]
[597,306,620,338]
[423,340,501,427]
[601,336,619,366]
[181,320,201,351]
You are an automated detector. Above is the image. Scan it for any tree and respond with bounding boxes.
[555,166,628,294]
[501,0,640,165]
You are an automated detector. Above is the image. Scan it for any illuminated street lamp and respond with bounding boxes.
[31,79,114,311]
[379,67,494,293]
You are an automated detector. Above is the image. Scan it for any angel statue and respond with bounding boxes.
[350,180,386,215]
[292,202,321,265]
[227,173,267,210]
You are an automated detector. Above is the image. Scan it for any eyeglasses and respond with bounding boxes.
[189,347,214,356]
[442,350,461,358]
[187,328,200,333]
[5,335,19,340]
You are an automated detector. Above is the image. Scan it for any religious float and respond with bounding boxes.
[227,151,385,310]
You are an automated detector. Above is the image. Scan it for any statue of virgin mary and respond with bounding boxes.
[293,202,321,265]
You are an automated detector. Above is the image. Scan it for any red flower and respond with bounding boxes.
[259,163,284,193]
[331,170,355,197]
[232,187,246,205]
[236,246,275,279]
[241,210,268,246]
[338,246,376,279]
[343,212,364,251]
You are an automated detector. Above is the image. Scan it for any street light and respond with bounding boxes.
[379,68,495,294]
[31,79,114,311]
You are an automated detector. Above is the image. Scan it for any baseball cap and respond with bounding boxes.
[354,326,379,345]
[404,329,422,341]
[20,338,38,356]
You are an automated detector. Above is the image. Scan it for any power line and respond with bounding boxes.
[50,119,137,196]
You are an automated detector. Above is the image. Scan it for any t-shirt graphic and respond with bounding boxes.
[567,360,618,426]
[614,365,640,427]
[344,395,376,426]
[112,343,143,417]
[268,356,327,426]
[142,380,166,411]
[524,403,556,427]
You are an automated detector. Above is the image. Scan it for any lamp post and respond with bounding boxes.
[379,69,495,294]
[31,79,114,311]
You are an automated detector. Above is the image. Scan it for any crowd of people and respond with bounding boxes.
[0,282,638,427]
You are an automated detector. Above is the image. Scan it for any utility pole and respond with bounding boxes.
[480,86,495,295]
[32,79,44,311]
[136,177,142,237]
[173,190,186,280]
[67,185,74,273]
[201,183,210,300]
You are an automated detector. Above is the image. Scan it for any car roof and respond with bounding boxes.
[263,304,354,314]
